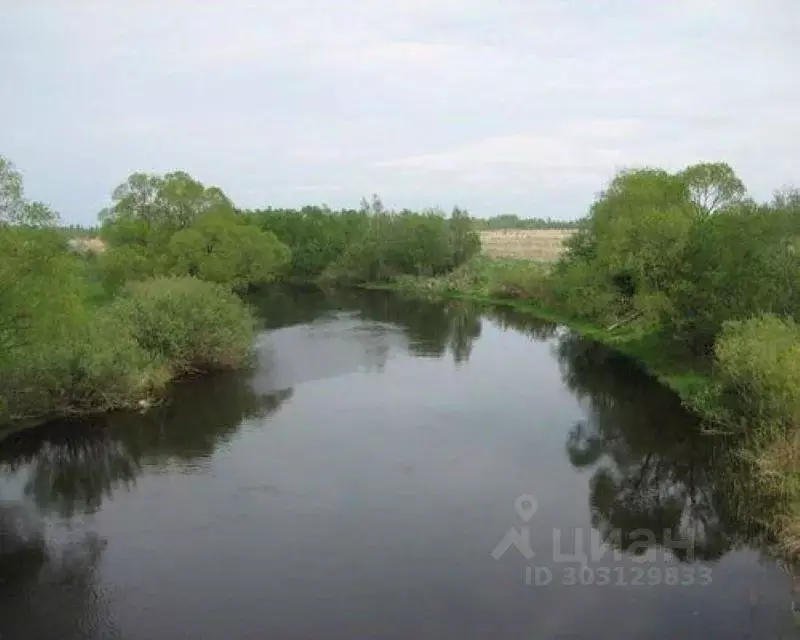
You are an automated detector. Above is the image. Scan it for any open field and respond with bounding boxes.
[479,229,575,261]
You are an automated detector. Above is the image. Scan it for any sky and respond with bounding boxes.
[2,1,799,225]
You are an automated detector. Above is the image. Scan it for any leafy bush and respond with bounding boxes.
[550,261,621,325]
[1,310,168,422]
[712,314,800,436]
[114,277,255,375]
[0,226,88,354]
[486,260,553,302]
[94,244,161,295]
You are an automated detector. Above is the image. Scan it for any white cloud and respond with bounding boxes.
[1,0,798,222]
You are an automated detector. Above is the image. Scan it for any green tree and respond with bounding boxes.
[680,162,746,216]
[555,167,694,322]
[168,212,290,290]
[666,202,799,354]
[98,171,291,291]
[250,206,368,278]
[0,156,58,227]
[104,171,233,229]
[100,171,235,252]
[449,206,481,266]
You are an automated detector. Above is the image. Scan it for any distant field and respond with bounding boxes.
[479,229,575,261]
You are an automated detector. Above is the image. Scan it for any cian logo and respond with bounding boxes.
[491,494,538,560]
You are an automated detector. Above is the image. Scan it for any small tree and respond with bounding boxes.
[450,207,481,267]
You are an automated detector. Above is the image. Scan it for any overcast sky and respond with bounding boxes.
[2,1,798,224]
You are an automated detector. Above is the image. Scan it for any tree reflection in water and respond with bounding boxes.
[330,289,483,364]
[555,332,778,563]
[252,286,485,365]
[0,372,293,518]
[0,291,486,520]
[0,503,115,639]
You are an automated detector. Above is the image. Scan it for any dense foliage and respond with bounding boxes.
[248,205,368,278]
[98,172,291,293]
[551,163,800,358]
[392,162,799,553]
[248,196,481,282]
[113,277,254,375]
[712,315,800,437]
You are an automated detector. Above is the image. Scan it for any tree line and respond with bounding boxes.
[473,214,581,230]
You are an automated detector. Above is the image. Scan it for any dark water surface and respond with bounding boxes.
[1,289,797,639]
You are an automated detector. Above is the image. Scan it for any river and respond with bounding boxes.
[0,289,796,639]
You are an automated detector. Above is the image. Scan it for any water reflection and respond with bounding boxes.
[0,290,488,519]
[0,291,797,638]
[0,505,114,639]
[484,305,559,342]
[249,285,343,330]
[350,292,482,363]
[0,291,789,566]
[0,372,292,517]
[0,423,138,518]
[554,333,765,562]
[253,289,782,565]
[252,287,484,364]
[113,372,293,465]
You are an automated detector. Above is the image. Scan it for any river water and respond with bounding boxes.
[0,289,796,639]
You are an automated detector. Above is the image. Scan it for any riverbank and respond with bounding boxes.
[362,260,800,562]
[363,258,711,402]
